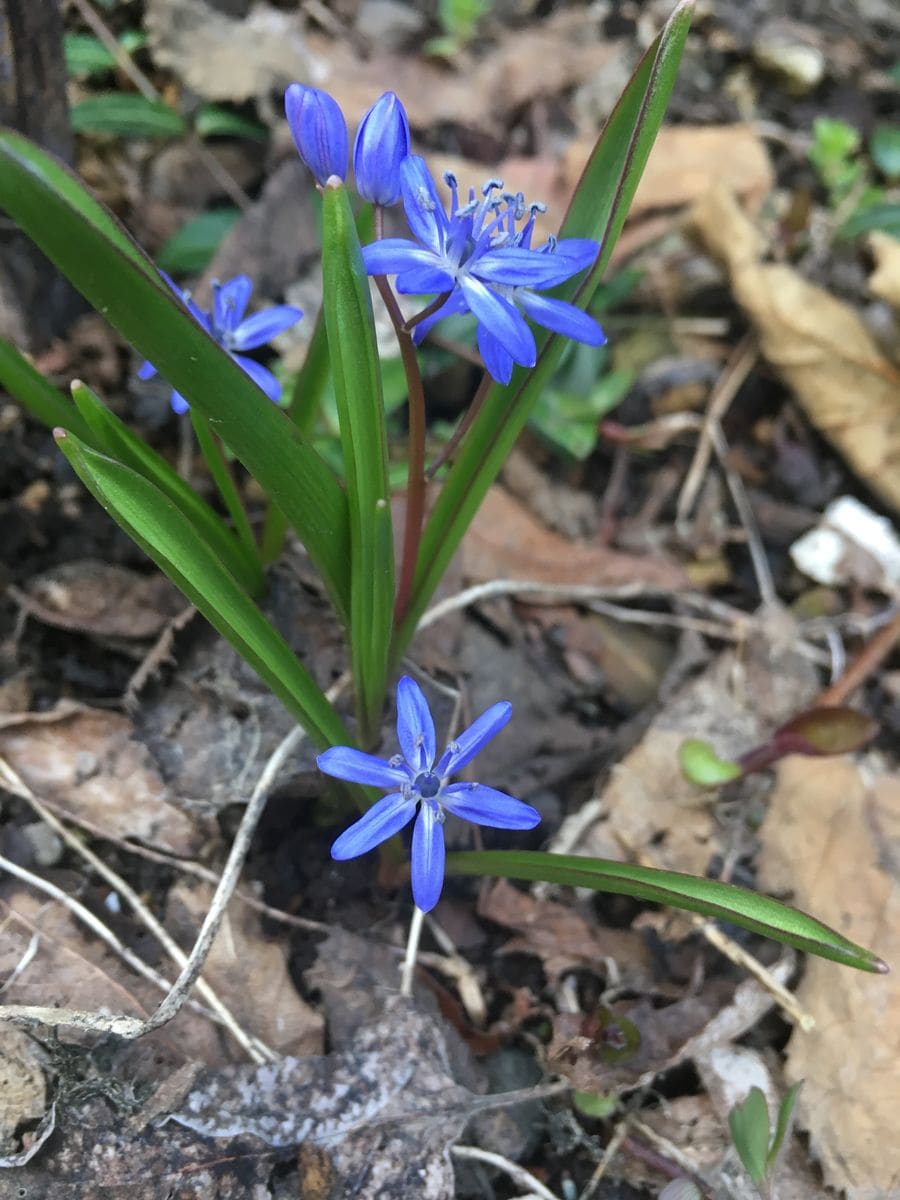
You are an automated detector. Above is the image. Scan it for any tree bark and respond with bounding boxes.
[0,0,83,349]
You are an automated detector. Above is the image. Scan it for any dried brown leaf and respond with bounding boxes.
[692,188,900,511]
[15,560,182,639]
[0,1028,48,1155]
[758,757,900,1198]
[868,231,900,311]
[0,705,201,856]
[165,881,323,1057]
[462,486,690,592]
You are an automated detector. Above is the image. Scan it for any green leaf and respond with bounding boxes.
[839,201,900,240]
[767,1082,802,1169]
[71,93,187,138]
[194,105,268,142]
[56,430,349,750]
[573,1092,618,1119]
[445,850,888,972]
[0,337,92,441]
[321,180,395,740]
[871,125,900,179]
[157,209,242,274]
[0,128,351,621]
[679,738,743,787]
[71,380,263,595]
[728,1087,771,1186]
[394,1,694,657]
[64,34,116,76]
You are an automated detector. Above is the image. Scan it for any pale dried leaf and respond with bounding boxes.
[692,188,900,511]
[868,231,900,311]
[758,757,900,1198]
[0,705,201,856]
[0,1028,48,1153]
[463,486,690,592]
[15,560,182,639]
[166,881,323,1057]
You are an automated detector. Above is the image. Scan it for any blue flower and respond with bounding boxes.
[319,676,540,912]
[361,156,606,384]
[139,274,302,413]
[353,91,410,205]
[285,84,348,186]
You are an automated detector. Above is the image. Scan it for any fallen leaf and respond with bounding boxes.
[166,881,323,1057]
[0,1028,48,1156]
[549,614,819,878]
[566,124,774,218]
[691,187,900,511]
[462,486,690,592]
[13,560,183,639]
[868,230,900,311]
[478,878,654,985]
[0,704,201,856]
[758,757,900,1198]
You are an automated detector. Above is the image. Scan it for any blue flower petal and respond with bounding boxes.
[474,246,589,288]
[285,84,348,185]
[331,791,416,860]
[476,324,514,384]
[318,746,409,789]
[436,701,512,778]
[232,354,282,403]
[395,266,456,294]
[232,306,303,351]
[353,91,410,205]
[170,390,190,414]
[411,802,445,912]
[460,277,535,368]
[396,675,436,772]
[399,156,448,256]
[138,360,158,381]
[362,239,447,279]
[517,291,607,346]
[214,275,253,335]
[442,783,541,829]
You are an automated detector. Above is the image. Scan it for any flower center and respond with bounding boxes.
[414,770,442,799]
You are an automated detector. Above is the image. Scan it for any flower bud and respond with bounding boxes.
[284,84,348,185]
[353,91,410,205]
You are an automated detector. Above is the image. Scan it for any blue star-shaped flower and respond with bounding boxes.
[318,676,541,912]
[361,156,606,384]
[139,274,303,413]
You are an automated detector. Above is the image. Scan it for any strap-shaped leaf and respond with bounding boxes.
[56,430,350,751]
[394,1,694,656]
[321,181,394,741]
[72,381,263,595]
[446,849,887,973]
[0,336,92,441]
[0,128,351,622]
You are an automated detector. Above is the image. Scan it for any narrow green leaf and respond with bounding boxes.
[194,105,268,142]
[0,129,351,621]
[55,430,349,750]
[321,181,394,740]
[446,850,887,972]
[0,338,92,441]
[767,1082,802,1168]
[71,380,263,595]
[64,34,117,76]
[394,2,694,656]
[838,201,900,239]
[71,93,187,138]
[157,209,242,274]
[728,1087,771,1186]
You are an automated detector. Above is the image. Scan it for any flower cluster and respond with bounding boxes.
[318,676,540,912]
[285,85,605,383]
[139,274,302,413]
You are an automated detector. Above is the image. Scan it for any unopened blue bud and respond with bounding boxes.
[284,84,348,186]
[353,91,410,205]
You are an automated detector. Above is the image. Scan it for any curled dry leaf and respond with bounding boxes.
[691,187,900,511]
[13,560,183,640]
[758,757,900,1198]
[0,704,201,856]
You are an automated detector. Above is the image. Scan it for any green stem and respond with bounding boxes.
[190,409,259,559]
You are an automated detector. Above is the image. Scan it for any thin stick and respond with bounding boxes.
[817,608,900,706]
[451,1145,563,1200]
[676,335,757,526]
[579,1117,630,1200]
[400,904,425,998]
[417,579,681,629]
[710,423,776,607]
[0,754,270,1061]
